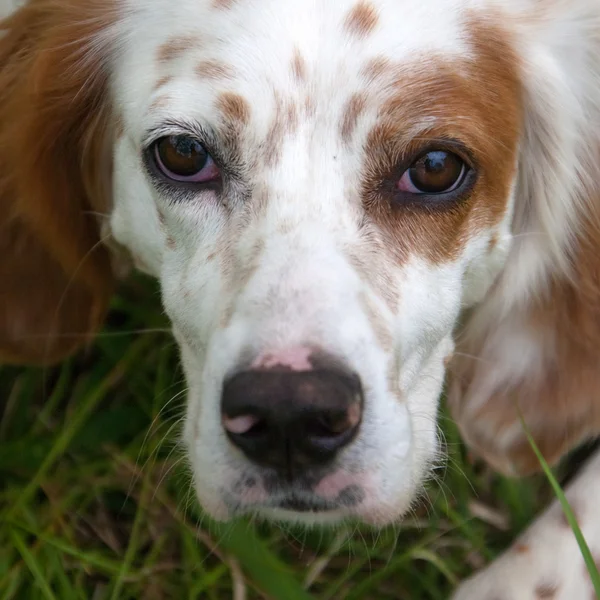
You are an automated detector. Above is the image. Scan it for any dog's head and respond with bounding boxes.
[1,0,586,525]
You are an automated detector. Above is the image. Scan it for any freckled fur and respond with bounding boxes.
[290,48,307,82]
[217,91,250,125]
[340,92,368,143]
[344,1,379,39]
[196,59,234,80]
[157,34,199,63]
[5,1,600,596]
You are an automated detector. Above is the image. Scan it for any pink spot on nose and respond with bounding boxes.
[251,346,314,371]
[222,414,259,434]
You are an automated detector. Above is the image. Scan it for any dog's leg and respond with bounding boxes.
[452,447,600,600]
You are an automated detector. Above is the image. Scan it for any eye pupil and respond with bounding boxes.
[408,150,464,194]
[155,135,209,177]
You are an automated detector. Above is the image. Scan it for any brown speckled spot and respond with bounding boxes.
[535,583,558,599]
[291,48,307,82]
[114,115,125,140]
[217,92,250,125]
[340,93,367,143]
[262,92,296,167]
[153,75,173,91]
[514,542,530,554]
[304,95,316,118]
[148,95,170,113]
[196,60,234,80]
[361,56,392,82]
[157,35,198,63]
[344,2,379,38]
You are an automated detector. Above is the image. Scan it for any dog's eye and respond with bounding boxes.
[153,135,220,183]
[397,151,467,194]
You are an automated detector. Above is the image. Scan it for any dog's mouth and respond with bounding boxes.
[276,496,337,512]
[224,479,367,518]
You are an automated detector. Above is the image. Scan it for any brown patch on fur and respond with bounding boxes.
[344,2,379,39]
[304,95,316,118]
[195,60,234,80]
[251,184,271,220]
[219,237,265,328]
[514,543,529,553]
[147,95,171,113]
[213,0,236,8]
[217,92,250,125]
[361,56,392,83]
[535,583,558,599]
[449,181,600,475]
[346,243,399,313]
[262,92,299,167]
[166,235,175,249]
[114,114,125,140]
[0,0,116,365]
[340,93,368,144]
[291,48,307,82]
[285,100,298,132]
[361,18,522,266]
[153,75,173,91]
[488,232,499,251]
[157,35,198,63]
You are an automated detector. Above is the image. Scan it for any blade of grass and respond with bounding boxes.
[109,454,153,599]
[4,336,154,518]
[9,528,57,600]
[6,519,123,575]
[519,412,600,596]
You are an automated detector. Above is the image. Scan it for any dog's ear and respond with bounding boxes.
[448,222,600,477]
[447,22,600,477]
[0,2,117,365]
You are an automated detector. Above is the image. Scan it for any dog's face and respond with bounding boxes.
[109,0,522,524]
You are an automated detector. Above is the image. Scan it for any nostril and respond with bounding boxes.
[222,414,261,435]
[311,408,358,436]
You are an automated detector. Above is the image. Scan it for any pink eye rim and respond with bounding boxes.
[152,135,221,183]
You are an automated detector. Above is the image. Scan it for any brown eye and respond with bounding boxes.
[398,150,466,194]
[153,135,220,182]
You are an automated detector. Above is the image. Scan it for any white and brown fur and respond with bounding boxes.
[1,0,600,597]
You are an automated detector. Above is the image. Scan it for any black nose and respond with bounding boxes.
[221,362,363,478]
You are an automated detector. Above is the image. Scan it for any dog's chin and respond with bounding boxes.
[198,492,411,528]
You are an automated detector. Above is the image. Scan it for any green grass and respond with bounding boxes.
[0,275,574,599]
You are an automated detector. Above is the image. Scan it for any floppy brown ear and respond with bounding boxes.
[447,19,600,477]
[448,213,600,477]
[0,1,117,365]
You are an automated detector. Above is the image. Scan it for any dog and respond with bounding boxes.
[1,0,600,596]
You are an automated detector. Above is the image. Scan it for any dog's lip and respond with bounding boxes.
[276,496,336,512]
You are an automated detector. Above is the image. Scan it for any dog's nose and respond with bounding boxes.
[221,359,363,477]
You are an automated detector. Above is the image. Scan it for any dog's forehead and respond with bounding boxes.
[119,0,481,139]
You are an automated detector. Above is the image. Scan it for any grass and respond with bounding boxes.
[0,274,579,599]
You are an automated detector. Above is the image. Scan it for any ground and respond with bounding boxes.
[0,274,568,600]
